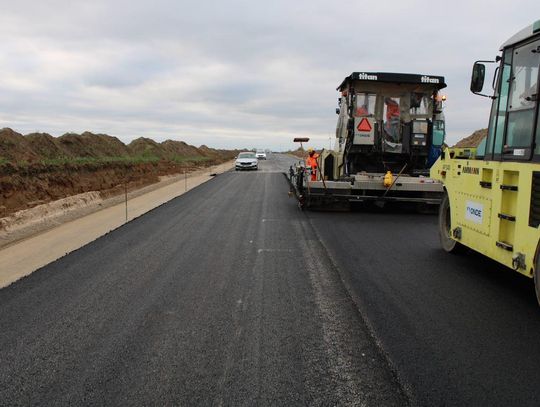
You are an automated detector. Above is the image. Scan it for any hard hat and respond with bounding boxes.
[307,147,314,153]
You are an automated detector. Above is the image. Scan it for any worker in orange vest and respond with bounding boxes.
[306,148,319,181]
[355,104,369,116]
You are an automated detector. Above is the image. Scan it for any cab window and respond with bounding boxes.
[409,93,431,117]
[504,39,540,159]
[354,93,376,117]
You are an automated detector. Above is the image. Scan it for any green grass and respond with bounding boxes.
[40,156,161,166]
[9,155,211,167]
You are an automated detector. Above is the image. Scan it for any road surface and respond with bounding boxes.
[2,153,539,406]
[308,204,540,406]
[0,154,406,406]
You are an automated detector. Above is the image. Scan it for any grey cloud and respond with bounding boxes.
[0,0,539,150]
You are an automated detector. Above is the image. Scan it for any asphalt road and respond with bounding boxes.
[0,154,406,406]
[308,208,540,406]
[3,153,539,406]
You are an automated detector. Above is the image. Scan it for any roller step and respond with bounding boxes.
[479,181,492,189]
[498,213,516,221]
[496,241,513,251]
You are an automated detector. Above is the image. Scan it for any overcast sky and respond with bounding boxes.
[0,1,539,150]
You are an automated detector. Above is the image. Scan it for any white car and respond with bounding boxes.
[235,152,258,171]
[255,150,267,160]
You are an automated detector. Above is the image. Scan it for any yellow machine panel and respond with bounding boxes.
[454,191,492,236]
[432,153,539,278]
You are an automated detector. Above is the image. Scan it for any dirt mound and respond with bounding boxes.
[0,128,39,163]
[57,132,131,159]
[0,128,239,217]
[454,129,488,148]
[81,132,131,157]
[26,132,73,160]
[127,137,164,159]
[127,139,223,162]
[198,145,219,158]
[160,140,203,159]
[1,128,235,164]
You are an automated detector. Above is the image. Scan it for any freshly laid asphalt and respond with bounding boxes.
[308,205,540,407]
[0,155,406,406]
[2,154,540,406]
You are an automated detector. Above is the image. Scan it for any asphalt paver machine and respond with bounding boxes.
[289,72,447,209]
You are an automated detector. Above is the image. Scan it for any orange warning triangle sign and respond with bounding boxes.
[357,118,372,132]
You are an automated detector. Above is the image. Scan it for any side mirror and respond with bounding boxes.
[470,63,486,93]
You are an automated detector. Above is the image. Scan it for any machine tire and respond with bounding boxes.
[534,250,540,306]
[439,192,462,253]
